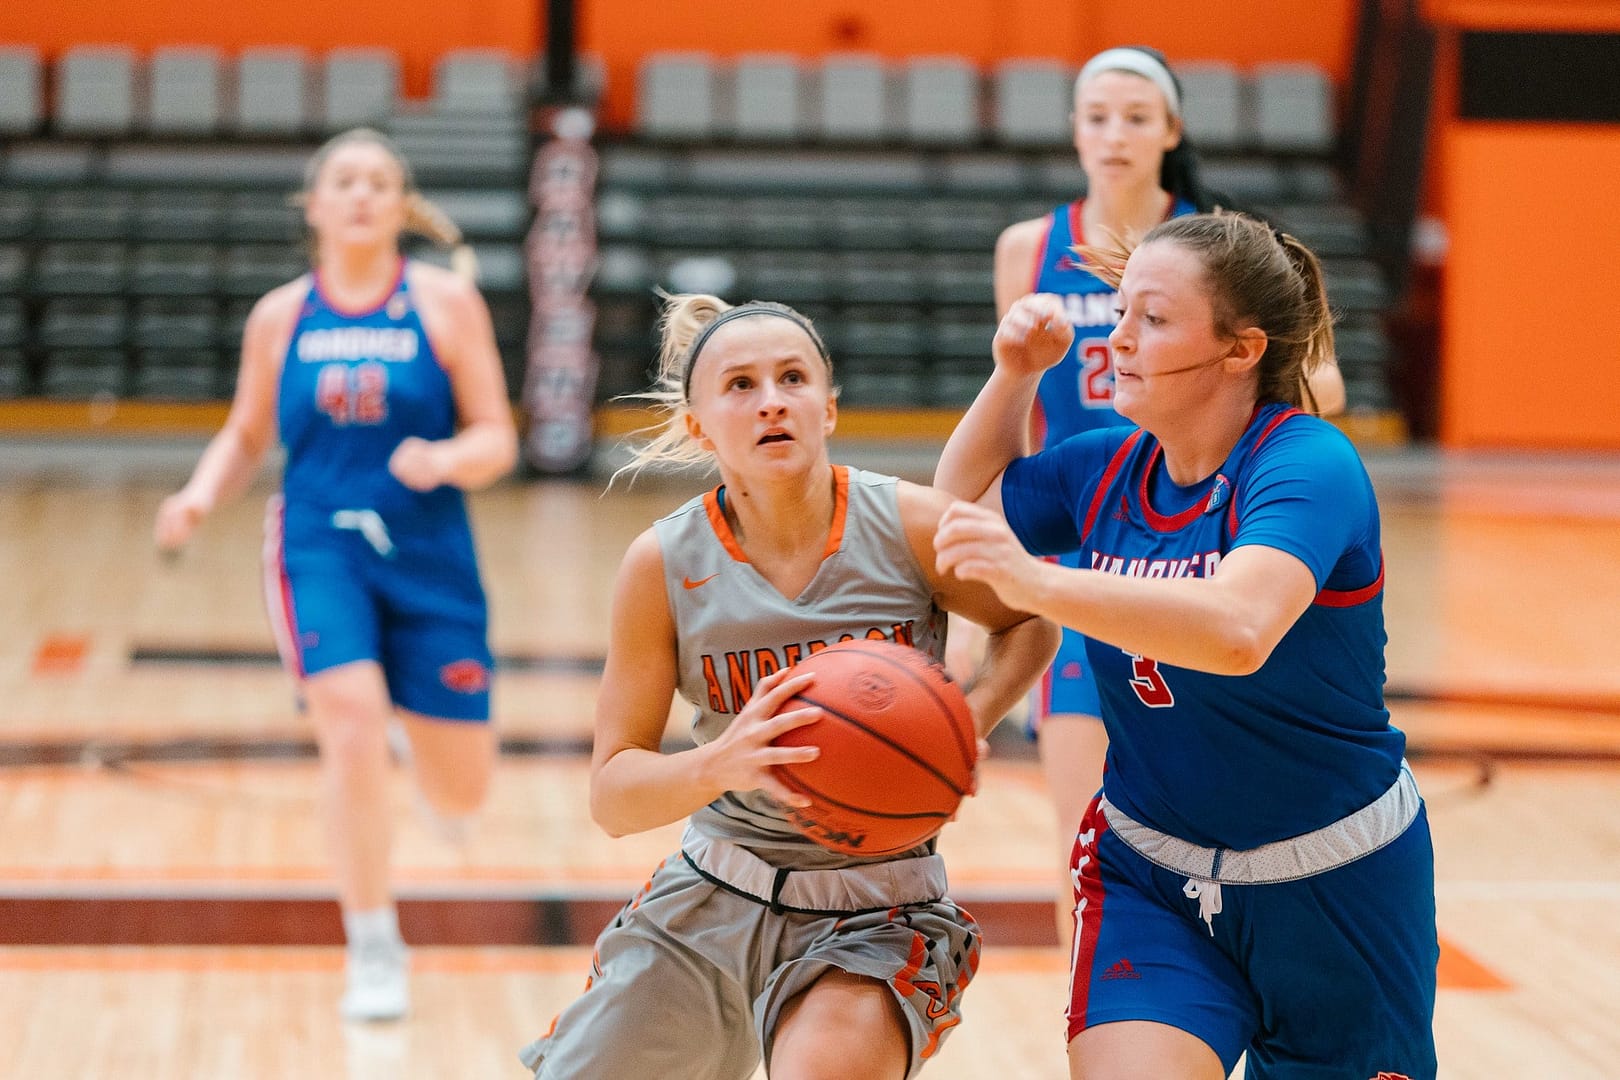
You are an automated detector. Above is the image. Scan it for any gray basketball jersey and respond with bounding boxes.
[653,465,947,868]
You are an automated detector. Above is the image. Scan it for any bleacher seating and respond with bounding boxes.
[0,45,535,402]
[731,54,804,143]
[0,43,1396,423]
[1253,62,1336,154]
[55,47,139,137]
[817,54,894,144]
[232,48,312,137]
[147,47,225,137]
[587,52,1396,416]
[636,52,721,143]
[901,57,980,147]
[434,49,526,116]
[992,60,1073,149]
[0,46,44,136]
[1173,61,1248,152]
[320,48,401,132]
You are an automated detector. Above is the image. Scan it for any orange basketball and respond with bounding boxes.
[771,638,978,857]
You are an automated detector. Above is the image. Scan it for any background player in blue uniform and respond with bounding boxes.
[954,45,1349,951]
[154,129,517,1021]
[964,45,1208,949]
[932,213,1437,1078]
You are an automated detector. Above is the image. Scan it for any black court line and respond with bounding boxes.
[2,735,1616,772]
[0,735,601,769]
[0,896,1058,947]
[127,646,1620,718]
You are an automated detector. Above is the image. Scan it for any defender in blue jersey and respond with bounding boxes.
[155,129,517,1022]
[971,45,1224,952]
[934,213,1436,1079]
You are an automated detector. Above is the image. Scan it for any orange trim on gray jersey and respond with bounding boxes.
[702,465,852,565]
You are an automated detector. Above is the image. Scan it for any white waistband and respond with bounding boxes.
[679,826,948,915]
[1100,762,1421,885]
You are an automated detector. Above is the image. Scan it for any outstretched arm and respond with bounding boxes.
[901,483,1060,736]
[933,501,1318,675]
[932,293,1073,511]
[153,284,296,551]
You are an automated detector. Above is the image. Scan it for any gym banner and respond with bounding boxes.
[522,106,600,473]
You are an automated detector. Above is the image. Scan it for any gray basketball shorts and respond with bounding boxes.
[519,834,982,1079]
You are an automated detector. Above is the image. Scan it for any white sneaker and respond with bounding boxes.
[340,938,409,1022]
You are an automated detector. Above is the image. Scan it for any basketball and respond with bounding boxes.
[771,638,978,857]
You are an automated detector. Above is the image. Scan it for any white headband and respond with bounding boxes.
[1076,48,1181,118]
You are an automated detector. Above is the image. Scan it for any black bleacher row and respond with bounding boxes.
[0,39,536,404]
[587,145,1396,411]
[0,136,1395,413]
[0,181,531,401]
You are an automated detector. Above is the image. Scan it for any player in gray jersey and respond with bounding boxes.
[519,294,1059,1080]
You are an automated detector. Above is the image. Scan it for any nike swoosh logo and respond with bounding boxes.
[682,573,720,590]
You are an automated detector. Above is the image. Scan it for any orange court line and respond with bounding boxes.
[31,633,89,676]
[0,946,1062,977]
[792,939,1509,989]
[0,863,1055,889]
[1436,932,1511,990]
[0,946,593,974]
[0,940,1504,987]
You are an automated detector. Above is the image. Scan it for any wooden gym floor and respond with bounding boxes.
[1,436,1617,1078]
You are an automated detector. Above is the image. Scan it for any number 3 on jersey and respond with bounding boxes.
[315,361,389,425]
[1127,652,1175,708]
[1078,338,1113,407]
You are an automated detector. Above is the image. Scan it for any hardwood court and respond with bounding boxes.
[1,440,1619,1078]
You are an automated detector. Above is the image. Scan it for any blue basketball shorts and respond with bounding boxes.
[263,500,493,722]
[1066,794,1439,1079]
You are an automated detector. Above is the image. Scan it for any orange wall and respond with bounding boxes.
[1,0,1355,126]
[1440,124,1620,449]
[0,1,538,97]
[1428,0,1620,449]
[1424,0,1620,31]
[581,0,1355,128]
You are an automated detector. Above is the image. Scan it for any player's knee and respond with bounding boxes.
[417,763,490,816]
[771,973,908,1080]
[308,694,390,765]
[409,724,495,814]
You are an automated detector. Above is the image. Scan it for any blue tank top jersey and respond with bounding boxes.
[1030,197,1196,447]
[999,403,1404,849]
[277,259,472,548]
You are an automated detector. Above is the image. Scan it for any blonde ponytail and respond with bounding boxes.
[405,192,479,283]
[610,292,733,483]
[1275,231,1336,414]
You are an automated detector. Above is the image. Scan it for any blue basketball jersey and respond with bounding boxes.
[277,260,470,545]
[1000,403,1405,849]
[267,259,491,719]
[1030,198,1196,447]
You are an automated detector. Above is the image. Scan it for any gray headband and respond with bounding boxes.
[682,304,828,401]
[1076,48,1181,118]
